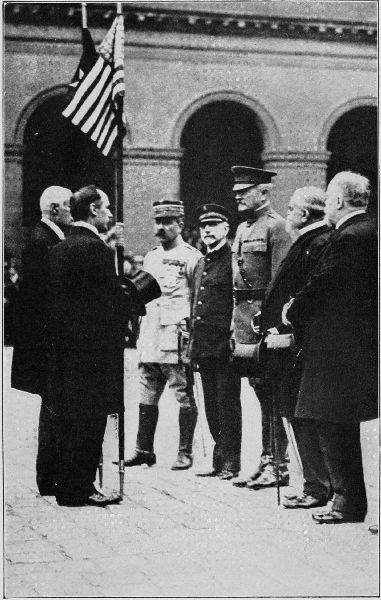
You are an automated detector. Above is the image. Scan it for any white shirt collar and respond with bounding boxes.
[41,217,65,240]
[73,221,100,236]
[206,239,227,254]
[335,209,366,230]
[299,220,327,237]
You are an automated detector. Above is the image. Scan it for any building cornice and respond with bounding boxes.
[126,147,183,165]
[4,3,377,45]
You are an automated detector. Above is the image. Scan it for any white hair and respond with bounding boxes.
[330,171,370,209]
[40,186,72,213]
[291,186,326,219]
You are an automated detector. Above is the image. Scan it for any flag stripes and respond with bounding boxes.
[62,14,125,156]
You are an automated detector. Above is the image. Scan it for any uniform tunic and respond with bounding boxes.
[232,204,292,344]
[138,241,202,364]
[189,242,241,472]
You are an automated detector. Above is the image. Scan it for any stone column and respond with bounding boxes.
[4,143,26,258]
[262,150,331,216]
[124,147,183,255]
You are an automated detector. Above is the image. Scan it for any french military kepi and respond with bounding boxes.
[196,203,231,224]
[231,166,277,191]
[153,195,184,218]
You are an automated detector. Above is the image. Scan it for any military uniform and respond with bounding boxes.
[189,204,242,479]
[125,195,202,471]
[230,166,292,489]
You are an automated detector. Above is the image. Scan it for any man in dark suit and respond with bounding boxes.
[11,186,72,496]
[189,204,242,480]
[284,171,378,524]
[48,185,131,507]
[259,187,332,504]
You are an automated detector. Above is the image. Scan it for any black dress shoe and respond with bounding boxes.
[283,494,327,509]
[57,491,122,508]
[171,452,193,470]
[369,525,378,535]
[312,510,365,524]
[247,465,289,489]
[195,468,220,477]
[218,470,239,481]
[113,449,156,467]
[232,461,267,487]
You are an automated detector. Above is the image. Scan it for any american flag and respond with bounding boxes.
[63,15,125,157]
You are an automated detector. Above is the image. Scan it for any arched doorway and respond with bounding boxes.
[327,106,377,217]
[22,95,114,226]
[180,101,264,236]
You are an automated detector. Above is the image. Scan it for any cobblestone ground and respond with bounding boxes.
[3,346,379,598]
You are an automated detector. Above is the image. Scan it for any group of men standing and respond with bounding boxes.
[11,165,377,525]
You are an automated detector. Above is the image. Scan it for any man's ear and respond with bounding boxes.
[89,202,98,217]
[337,194,344,210]
[301,208,309,223]
[50,203,59,215]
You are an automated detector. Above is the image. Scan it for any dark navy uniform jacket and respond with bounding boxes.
[189,242,233,360]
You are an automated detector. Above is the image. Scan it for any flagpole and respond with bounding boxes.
[81,3,87,28]
[115,1,125,498]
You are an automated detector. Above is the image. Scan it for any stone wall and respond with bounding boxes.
[4,6,377,256]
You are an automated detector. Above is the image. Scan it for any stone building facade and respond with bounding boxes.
[4,2,377,257]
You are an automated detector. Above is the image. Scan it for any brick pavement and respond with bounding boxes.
[3,346,379,598]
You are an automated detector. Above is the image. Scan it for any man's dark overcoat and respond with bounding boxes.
[47,226,130,420]
[287,213,378,424]
[260,223,332,417]
[11,221,62,396]
[261,223,332,338]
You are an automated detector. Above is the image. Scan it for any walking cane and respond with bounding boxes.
[118,412,125,497]
[271,392,281,506]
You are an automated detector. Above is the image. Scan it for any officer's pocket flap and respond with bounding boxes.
[159,324,178,352]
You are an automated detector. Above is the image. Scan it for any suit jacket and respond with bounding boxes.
[287,213,378,424]
[47,226,131,420]
[189,242,233,360]
[11,220,62,396]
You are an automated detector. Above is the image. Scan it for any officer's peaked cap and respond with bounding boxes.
[231,166,277,191]
[153,193,184,218]
[196,203,231,224]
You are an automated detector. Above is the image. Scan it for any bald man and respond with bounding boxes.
[12,186,72,496]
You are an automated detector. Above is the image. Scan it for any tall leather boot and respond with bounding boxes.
[124,404,159,467]
[171,406,198,470]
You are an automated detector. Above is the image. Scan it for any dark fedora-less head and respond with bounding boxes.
[196,203,232,225]
[231,166,277,191]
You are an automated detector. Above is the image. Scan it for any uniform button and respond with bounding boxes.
[197,301,202,305]
[196,316,201,320]
[200,286,205,290]
[203,271,207,276]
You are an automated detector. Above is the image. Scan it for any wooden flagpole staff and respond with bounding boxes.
[115,1,125,498]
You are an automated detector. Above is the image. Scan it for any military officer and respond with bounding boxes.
[230,166,292,490]
[124,194,202,470]
[189,204,242,480]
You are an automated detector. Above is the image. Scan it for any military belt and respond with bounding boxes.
[233,288,266,303]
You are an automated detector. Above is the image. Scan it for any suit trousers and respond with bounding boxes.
[198,358,242,473]
[291,418,332,501]
[55,416,107,505]
[36,400,60,494]
[315,421,367,518]
[249,376,288,466]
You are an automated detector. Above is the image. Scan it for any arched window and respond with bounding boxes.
[327,106,377,217]
[180,101,264,235]
[23,94,115,226]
